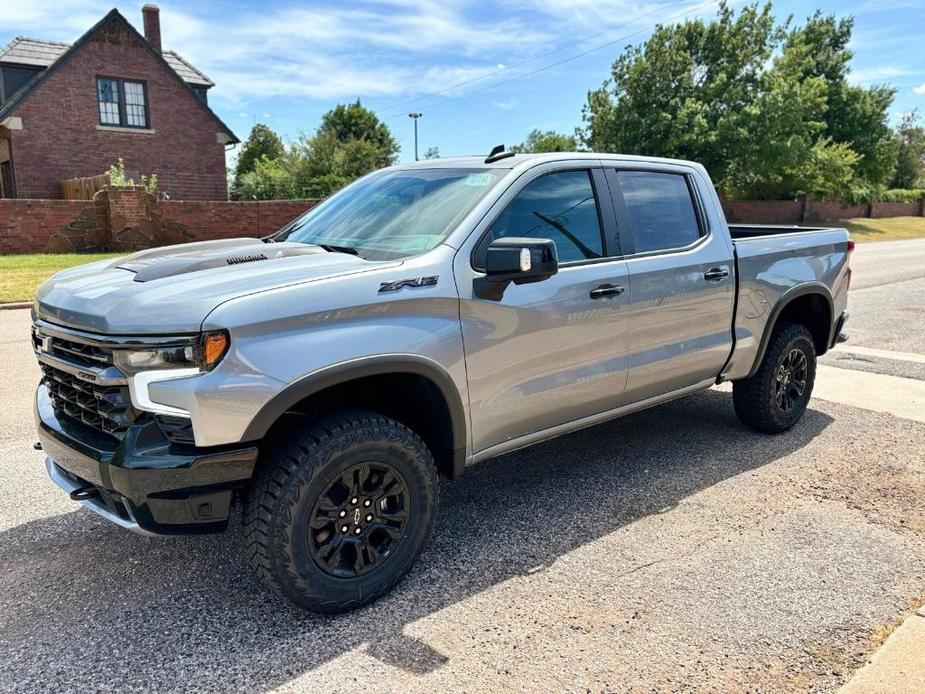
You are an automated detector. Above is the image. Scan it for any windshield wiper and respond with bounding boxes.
[318,244,360,256]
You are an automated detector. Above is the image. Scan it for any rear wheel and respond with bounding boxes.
[242,410,438,613]
[733,322,816,434]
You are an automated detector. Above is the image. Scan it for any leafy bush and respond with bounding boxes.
[878,188,925,203]
[106,158,157,194]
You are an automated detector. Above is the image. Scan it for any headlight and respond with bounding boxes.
[117,330,231,425]
[114,330,230,376]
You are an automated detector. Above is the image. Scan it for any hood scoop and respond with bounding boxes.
[118,240,330,282]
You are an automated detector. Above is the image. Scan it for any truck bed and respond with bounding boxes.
[721,223,850,382]
[728,224,836,240]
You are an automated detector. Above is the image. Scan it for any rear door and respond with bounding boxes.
[606,166,735,403]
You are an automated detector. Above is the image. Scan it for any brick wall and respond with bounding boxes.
[722,199,804,224]
[0,195,319,253]
[0,199,91,254]
[160,200,319,240]
[870,201,920,218]
[5,15,231,200]
[805,200,868,221]
[723,197,924,224]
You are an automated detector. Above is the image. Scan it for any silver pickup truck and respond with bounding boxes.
[32,151,851,612]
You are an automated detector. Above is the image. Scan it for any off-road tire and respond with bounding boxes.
[242,410,439,613]
[733,322,817,434]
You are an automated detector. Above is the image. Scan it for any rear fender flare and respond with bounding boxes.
[746,283,834,378]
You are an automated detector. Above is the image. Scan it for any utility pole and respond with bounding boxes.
[408,112,422,161]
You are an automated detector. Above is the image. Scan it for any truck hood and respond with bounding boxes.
[35,238,398,334]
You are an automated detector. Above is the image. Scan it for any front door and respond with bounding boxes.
[607,167,735,403]
[455,166,631,454]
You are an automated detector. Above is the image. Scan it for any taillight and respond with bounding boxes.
[846,238,854,289]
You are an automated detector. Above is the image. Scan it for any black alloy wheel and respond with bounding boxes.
[774,348,809,414]
[242,410,438,613]
[308,461,410,577]
[732,322,817,434]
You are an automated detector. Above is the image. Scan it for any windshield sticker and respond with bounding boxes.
[463,173,493,187]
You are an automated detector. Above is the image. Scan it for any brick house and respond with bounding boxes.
[0,5,238,200]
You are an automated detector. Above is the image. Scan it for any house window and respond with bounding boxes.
[97,77,148,128]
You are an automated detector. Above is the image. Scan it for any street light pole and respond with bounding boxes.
[408,112,422,161]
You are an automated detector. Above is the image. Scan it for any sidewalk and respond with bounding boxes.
[840,606,925,693]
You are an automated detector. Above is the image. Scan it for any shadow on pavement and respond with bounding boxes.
[0,389,833,691]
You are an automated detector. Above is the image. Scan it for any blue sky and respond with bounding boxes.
[4,0,925,166]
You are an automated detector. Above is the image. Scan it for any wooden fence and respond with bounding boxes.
[61,174,108,201]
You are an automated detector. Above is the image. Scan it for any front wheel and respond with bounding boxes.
[733,322,817,434]
[242,410,439,613]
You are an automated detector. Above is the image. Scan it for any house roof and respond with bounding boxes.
[0,10,236,143]
[0,36,214,87]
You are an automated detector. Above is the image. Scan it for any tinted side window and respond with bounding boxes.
[489,170,603,263]
[616,171,701,253]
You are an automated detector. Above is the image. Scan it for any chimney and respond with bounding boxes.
[142,4,162,54]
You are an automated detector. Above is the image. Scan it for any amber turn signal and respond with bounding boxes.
[202,331,229,370]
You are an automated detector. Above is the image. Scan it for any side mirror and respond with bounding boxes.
[475,237,558,300]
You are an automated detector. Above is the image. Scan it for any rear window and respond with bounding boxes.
[616,171,701,253]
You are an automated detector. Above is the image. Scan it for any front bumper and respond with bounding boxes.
[36,385,259,535]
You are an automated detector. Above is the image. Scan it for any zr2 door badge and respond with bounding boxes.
[378,276,439,293]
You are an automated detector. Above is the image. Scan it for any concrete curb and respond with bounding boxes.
[840,611,925,693]
[0,302,31,310]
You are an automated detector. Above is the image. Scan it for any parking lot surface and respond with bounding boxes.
[1,240,923,693]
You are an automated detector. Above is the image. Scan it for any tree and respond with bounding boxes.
[234,124,285,188]
[891,110,925,189]
[237,155,295,200]
[581,2,782,192]
[512,130,578,153]
[317,99,399,168]
[782,12,898,187]
[236,103,401,200]
[423,146,440,159]
[580,2,899,199]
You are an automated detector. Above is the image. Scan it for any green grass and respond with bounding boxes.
[0,253,122,304]
[836,216,925,242]
[1,218,924,303]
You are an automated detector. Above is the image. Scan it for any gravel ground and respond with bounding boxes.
[1,309,924,691]
[1,240,923,692]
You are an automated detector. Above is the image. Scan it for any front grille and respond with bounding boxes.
[40,363,137,437]
[32,330,113,367]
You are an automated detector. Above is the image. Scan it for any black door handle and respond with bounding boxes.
[589,284,625,299]
[703,267,729,282]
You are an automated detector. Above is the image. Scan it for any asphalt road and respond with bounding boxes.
[819,238,925,379]
[1,240,924,693]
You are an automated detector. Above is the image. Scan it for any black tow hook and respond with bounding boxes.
[70,486,100,502]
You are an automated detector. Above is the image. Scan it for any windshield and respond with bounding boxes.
[276,168,504,260]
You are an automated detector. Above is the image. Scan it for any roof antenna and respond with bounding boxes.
[485,144,515,164]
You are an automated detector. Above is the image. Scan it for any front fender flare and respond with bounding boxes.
[240,354,468,473]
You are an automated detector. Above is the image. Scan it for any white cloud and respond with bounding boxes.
[152,1,557,105]
[0,0,735,115]
[914,83,925,95]
[510,0,716,34]
[492,98,518,111]
[848,65,914,85]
